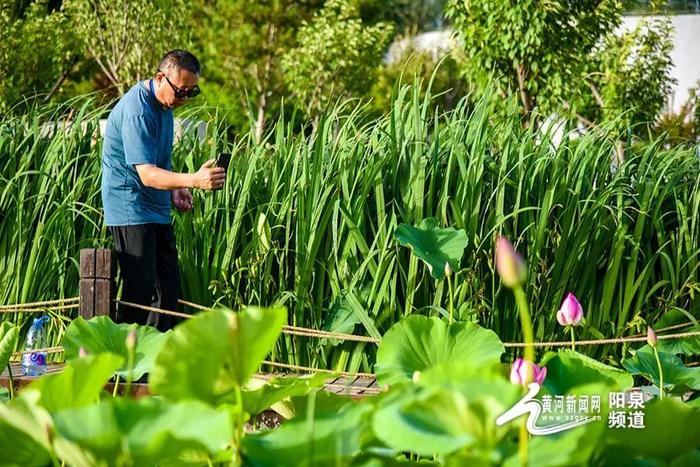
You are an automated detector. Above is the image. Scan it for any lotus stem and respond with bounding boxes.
[112,375,120,397]
[513,287,535,362]
[653,346,664,400]
[513,285,534,467]
[6,364,14,399]
[570,327,576,352]
[447,272,454,324]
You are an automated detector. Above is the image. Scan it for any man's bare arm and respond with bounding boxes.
[135,159,225,190]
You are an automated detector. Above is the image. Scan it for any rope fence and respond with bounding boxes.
[129,298,700,348]
[0,297,80,314]
[4,296,698,348]
[3,297,700,383]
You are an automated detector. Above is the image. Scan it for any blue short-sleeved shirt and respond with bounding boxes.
[101,81,174,226]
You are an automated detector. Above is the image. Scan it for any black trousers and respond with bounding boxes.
[108,224,183,332]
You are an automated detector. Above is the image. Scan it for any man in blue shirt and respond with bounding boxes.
[101,50,224,331]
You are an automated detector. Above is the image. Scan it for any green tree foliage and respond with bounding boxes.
[445,0,624,122]
[62,0,192,94]
[0,0,79,112]
[592,15,676,134]
[191,0,323,138]
[282,0,394,120]
[370,41,468,115]
[352,0,447,33]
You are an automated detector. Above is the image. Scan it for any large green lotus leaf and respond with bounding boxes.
[53,397,232,467]
[394,218,468,280]
[27,353,123,413]
[503,421,603,467]
[657,325,700,356]
[670,450,700,467]
[0,321,18,371]
[373,367,520,457]
[375,315,505,386]
[604,398,700,462]
[543,349,634,394]
[623,345,700,395]
[243,373,328,415]
[150,306,286,404]
[0,390,53,466]
[63,316,168,380]
[242,399,373,466]
[654,310,700,356]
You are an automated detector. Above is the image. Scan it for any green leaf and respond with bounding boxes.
[543,349,634,394]
[150,306,286,404]
[504,422,603,467]
[657,325,700,356]
[242,398,372,466]
[27,353,123,413]
[375,316,505,386]
[623,345,700,395]
[394,218,468,280]
[373,368,520,457]
[0,321,19,371]
[322,296,361,346]
[63,316,168,380]
[671,450,700,467]
[53,397,233,466]
[0,391,54,466]
[605,398,700,462]
[243,374,328,416]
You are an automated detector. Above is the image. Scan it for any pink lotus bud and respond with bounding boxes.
[556,293,583,326]
[496,237,526,288]
[125,329,137,350]
[647,327,657,348]
[510,358,547,386]
[78,347,88,358]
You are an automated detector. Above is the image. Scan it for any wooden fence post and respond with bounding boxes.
[79,249,116,320]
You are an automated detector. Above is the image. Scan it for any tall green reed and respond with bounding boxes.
[2,85,698,372]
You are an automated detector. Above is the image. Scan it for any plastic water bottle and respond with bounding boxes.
[21,316,50,376]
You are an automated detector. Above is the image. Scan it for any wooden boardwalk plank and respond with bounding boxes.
[1,364,383,398]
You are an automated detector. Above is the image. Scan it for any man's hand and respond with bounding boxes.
[172,188,193,212]
[193,159,226,190]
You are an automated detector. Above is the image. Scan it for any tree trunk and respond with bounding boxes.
[516,63,534,126]
[253,24,277,142]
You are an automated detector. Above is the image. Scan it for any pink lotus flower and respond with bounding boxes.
[495,236,526,288]
[557,293,583,327]
[510,358,547,386]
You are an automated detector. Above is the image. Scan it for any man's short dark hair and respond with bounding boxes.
[159,50,201,75]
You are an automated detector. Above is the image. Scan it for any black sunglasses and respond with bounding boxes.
[159,71,201,99]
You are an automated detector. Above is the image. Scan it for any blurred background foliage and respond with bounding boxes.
[0,0,698,143]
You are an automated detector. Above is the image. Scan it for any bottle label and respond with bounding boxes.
[24,352,46,366]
